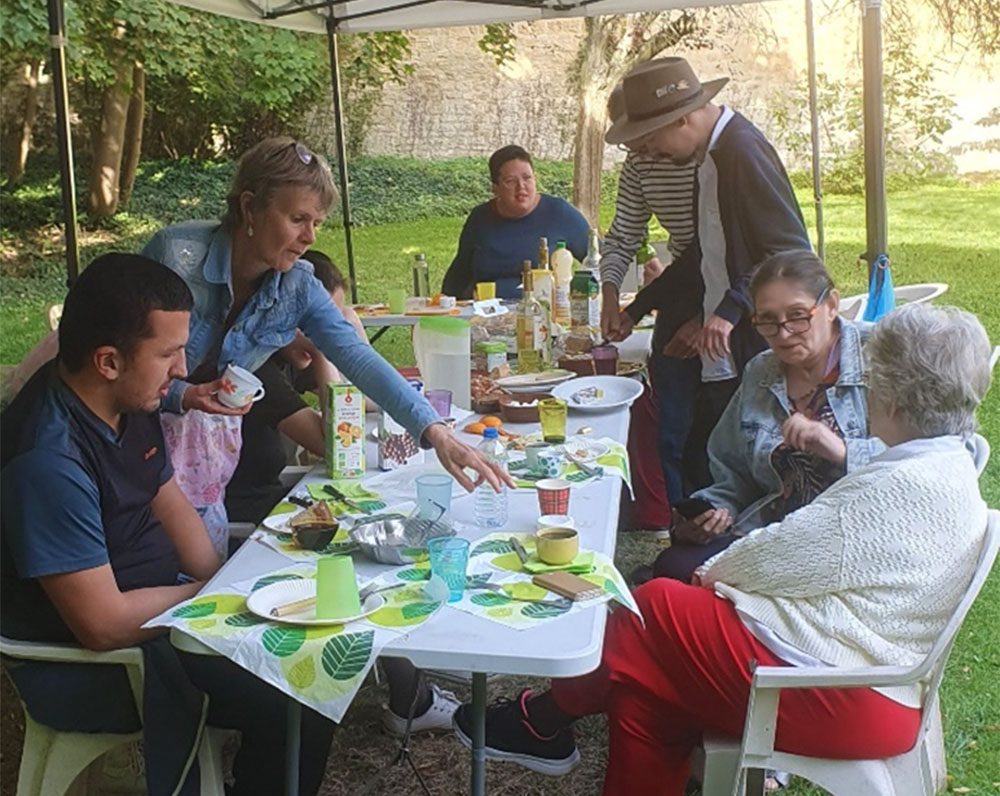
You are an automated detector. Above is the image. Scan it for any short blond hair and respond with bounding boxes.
[222,136,338,230]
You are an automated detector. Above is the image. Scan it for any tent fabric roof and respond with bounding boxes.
[169,0,759,34]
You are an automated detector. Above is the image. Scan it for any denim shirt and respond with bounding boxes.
[694,317,884,531]
[142,221,440,443]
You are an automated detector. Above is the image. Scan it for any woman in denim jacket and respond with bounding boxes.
[653,250,883,582]
[142,137,510,495]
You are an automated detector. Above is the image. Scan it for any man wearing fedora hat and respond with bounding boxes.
[605,57,810,507]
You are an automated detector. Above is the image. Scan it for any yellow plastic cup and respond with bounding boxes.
[475,282,497,301]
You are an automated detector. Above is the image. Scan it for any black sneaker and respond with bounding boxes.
[452,689,581,776]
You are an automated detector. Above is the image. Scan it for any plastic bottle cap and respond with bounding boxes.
[556,241,567,248]
[482,427,499,439]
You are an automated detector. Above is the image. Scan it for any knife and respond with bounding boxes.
[322,484,372,515]
[509,536,530,566]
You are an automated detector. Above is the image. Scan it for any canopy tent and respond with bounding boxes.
[46,0,886,299]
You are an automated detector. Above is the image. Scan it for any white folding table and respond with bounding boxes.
[174,404,631,795]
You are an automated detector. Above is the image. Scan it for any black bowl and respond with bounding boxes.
[292,524,338,551]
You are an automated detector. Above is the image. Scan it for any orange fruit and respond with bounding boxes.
[466,422,486,435]
[482,416,503,428]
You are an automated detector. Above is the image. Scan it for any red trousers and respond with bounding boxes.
[624,377,672,529]
[550,579,921,796]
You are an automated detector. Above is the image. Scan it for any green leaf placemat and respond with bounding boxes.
[305,481,387,514]
[145,564,443,723]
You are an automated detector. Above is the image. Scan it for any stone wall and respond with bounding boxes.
[310,0,999,174]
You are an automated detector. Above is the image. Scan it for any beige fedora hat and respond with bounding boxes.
[605,57,728,146]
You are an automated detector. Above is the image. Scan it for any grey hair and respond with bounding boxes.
[867,303,992,437]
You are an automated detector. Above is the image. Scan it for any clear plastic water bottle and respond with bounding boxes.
[474,427,508,528]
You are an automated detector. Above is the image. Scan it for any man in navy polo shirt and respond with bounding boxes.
[1,254,335,795]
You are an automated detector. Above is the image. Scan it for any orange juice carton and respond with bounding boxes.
[327,383,365,479]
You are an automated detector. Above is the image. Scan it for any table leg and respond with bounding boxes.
[470,671,487,796]
[369,326,390,344]
[285,699,301,796]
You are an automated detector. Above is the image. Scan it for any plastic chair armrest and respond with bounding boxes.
[752,663,916,690]
[2,639,143,668]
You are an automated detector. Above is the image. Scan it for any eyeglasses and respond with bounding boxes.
[752,288,829,338]
[499,174,535,189]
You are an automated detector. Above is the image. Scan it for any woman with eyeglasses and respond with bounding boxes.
[648,249,884,584]
[440,145,589,300]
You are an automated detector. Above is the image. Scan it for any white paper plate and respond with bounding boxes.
[262,511,298,533]
[551,375,644,412]
[246,579,385,626]
[495,369,577,394]
[561,438,610,463]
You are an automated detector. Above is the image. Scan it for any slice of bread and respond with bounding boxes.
[289,502,335,529]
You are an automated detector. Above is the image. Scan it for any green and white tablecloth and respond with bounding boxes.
[147,565,442,723]
[384,533,640,631]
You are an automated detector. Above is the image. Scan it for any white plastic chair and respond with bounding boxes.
[702,510,1000,796]
[892,283,949,306]
[972,433,990,476]
[1,636,226,796]
[838,293,866,321]
[840,283,949,323]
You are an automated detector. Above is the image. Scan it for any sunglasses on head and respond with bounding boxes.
[289,141,314,166]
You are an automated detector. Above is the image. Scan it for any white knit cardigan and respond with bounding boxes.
[700,436,988,707]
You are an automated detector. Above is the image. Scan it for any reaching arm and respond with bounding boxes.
[624,240,702,323]
[151,476,220,580]
[600,157,652,291]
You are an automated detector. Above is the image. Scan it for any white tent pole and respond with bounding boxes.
[805,0,824,260]
[47,0,80,285]
[324,13,360,304]
[861,0,887,271]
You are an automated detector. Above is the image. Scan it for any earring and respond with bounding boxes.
[247,224,254,238]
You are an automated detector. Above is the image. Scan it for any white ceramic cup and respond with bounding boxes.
[217,363,266,408]
[536,514,575,532]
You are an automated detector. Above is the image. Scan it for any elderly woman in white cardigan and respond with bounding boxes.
[452,303,992,796]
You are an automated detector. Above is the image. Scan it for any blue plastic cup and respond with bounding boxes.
[416,473,453,520]
[427,537,470,602]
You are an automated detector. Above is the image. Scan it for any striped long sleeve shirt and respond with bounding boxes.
[599,154,698,289]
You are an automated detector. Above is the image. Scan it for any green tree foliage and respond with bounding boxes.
[770,22,957,194]
[0,1,414,205]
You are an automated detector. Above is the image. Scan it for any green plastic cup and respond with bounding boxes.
[388,287,407,314]
[316,555,361,620]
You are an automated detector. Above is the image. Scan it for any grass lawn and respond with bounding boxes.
[1,178,998,794]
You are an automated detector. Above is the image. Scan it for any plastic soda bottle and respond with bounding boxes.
[551,240,573,327]
[474,427,508,528]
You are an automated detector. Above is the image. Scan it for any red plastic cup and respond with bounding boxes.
[536,478,571,516]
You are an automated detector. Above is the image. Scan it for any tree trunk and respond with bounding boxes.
[572,21,614,228]
[119,62,145,208]
[87,22,132,218]
[572,90,609,229]
[5,60,42,187]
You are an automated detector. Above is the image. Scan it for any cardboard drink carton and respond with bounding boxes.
[327,383,365,479]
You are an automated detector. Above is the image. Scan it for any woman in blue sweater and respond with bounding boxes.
[441,145,589,299]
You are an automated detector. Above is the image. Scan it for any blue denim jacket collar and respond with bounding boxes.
[759,317,868,408]
[203,226,282,311]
